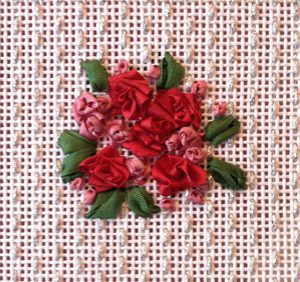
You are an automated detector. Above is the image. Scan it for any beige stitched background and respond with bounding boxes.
[1,1,300,281]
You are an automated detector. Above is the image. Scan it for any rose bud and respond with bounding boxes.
[159,198,176,213]
[188,188,205,205]
[73,92,98,123]
[184,147,207,164]
[73,92,106,140]
[70,177,86,191]
[82,188,97,205]
[97,94,112,116]
[79,112,106,140]
[178,127,202,148]
[145,65,161,80]
[114,59,129,75]
[191,80,208,99]
[107,120,131,146]
[165,133,181,153]
[212,102,227,117]
[126,156,150,185]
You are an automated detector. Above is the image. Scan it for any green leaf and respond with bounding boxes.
[87,190,115,216]
[58,130,97,183]
[204,115,240,146]
[157,52,185,89]
[208,158,245,180]
[127,186,160,218]
[81,60,109,92]
[58,130,97,154]
[208,167,239,189]
[62,148,96,183]
[207,158,246,190]
[204,116,235,140]
[210,122,240,145]
[86,189,126,219]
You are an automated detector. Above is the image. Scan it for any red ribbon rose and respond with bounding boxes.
[152,154,207,196]
[109,69,153,120]
[154,88,202,129]
[122,103,177,158]
[79,146,130,192]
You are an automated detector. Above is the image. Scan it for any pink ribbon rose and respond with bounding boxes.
[114,59,129,75]
[165,127,202,156]
[159,198,176,212]
[165,133,182,153]
[107,120,131,146]
[79,112,106,140]
[145,65,161,80]
[70,177,86,191]
[83,188,97,205]
[126,156,150,185]
[73,92,98,123]
[212,102,227,117]
[191,80,208,99]
[188,189,205,205]
[97,94,112,117]
[73,92,106,140]
[184,147,207,164]
[178,127,202,148]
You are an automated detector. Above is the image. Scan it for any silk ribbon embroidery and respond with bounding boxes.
[58,52,246,220]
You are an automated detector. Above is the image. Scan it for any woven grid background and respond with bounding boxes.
[1,1,300,281]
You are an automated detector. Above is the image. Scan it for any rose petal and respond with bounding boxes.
[152,154,207,196]
[109,69,153,120]
[155,88,202,130]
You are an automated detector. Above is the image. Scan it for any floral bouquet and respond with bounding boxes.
[58,52,246,220]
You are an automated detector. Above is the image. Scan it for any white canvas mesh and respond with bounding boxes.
[1,1,300,281]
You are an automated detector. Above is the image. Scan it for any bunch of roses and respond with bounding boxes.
[59,52,246,219]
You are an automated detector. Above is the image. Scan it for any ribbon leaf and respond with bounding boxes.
[127,186,160,218]
[86,189,126,219]
[204,115,240,146]
[59,130,97,154]
[157,52,185,89]
[81,60,109,92]
[207,157,246,190]
[58,130,97,183]
[61,148,96,183]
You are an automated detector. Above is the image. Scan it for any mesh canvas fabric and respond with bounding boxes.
[1,1,300,281]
